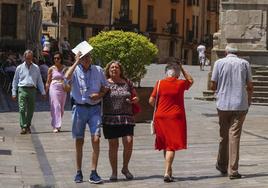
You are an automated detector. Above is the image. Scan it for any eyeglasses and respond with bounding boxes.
[54,57,60,60]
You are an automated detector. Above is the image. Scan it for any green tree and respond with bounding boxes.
[89,30,158,85]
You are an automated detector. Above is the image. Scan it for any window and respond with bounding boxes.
[98,0,102,8]
[207,20,210,35]
[192,15,195,38]
[147,5,155,32]
[171,9,176,23]
[1,4,17,38]
[196,16,199,39]
[120,0,129,20]
[187,0,192,6]
[169,40,175,57]
[73,0,84,17]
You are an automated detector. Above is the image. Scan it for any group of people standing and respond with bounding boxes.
[11,42,253,184]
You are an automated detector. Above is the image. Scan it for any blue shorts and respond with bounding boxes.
[72,104,102,139]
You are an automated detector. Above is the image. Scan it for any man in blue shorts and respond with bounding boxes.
[65,48,109,184]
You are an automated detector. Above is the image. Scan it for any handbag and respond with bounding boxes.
[62,67,71,92]
[127,80,141,115]
[62,82,71,92]
[151,80,160,135]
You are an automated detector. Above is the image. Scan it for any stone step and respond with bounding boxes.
[253,91,268,97]
[252,75,268,81]
[253,81,268,86]
[203,90,214,97]
[255,70,268,76]
[251,102,268,106]
[195,96,215,101]
[252,97,268,103]
[253,86,268,92]
[251,65,268,70]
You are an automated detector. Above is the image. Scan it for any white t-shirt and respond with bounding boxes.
[197,45,206,58]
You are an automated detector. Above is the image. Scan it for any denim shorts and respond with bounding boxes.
[72,104,102,139]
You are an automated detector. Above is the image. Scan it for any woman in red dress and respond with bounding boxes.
[149,62,193,182]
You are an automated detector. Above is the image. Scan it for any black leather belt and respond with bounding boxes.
[75,102,101,107]
[20,86,36,89]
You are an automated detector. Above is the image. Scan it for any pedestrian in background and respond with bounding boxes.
[211,43,253,179]
[12,50,46,134]
[197,42,206,71]
[102,60,139,181]
[45,51,67,133]
[149,62,193,182]
[65,48,109,184]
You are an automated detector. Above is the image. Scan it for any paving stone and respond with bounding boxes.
[1,65,268,187]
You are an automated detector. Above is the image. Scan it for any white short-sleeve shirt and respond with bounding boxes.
[211,54,252,111]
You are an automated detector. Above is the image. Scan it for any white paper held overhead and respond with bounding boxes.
[72,41,93,58]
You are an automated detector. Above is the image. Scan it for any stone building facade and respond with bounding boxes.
[211,0,268,65]
[0,0,26,40]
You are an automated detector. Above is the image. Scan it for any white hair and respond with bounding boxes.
[165,63,180,77]
[225,43,238,53]
[166,69,177,77]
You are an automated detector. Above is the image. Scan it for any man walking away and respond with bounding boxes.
[197,43,206,71]
[211,43,253,180]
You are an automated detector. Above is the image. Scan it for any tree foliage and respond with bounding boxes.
[89,30,158,84]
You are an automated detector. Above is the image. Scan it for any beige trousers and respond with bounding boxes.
[216,109,248,175]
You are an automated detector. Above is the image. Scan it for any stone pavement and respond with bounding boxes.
[1,65,268,188]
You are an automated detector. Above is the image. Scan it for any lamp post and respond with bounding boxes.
[45,0,60,41]
[25,0,32,49]
[57,0,60,41]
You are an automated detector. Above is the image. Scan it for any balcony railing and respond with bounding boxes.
[186,30,194,42]
[170,23,178,34]
[146,19,157,32]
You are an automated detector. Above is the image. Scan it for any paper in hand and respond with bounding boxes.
[72,41,93,58]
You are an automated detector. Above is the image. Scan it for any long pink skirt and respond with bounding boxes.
[49,82,67,128]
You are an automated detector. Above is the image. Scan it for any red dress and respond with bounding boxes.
[151,77,191,151]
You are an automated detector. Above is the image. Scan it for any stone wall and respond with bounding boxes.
[211,0,268,65]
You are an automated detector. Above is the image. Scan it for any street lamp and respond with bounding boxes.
[45,0,60,41]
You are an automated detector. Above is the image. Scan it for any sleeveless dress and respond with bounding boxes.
[49,67,67,129]
[102,81,135,139]
[151,77,191,151]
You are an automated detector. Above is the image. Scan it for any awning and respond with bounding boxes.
[42,21,58,27]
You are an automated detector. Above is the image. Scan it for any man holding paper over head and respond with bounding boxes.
[65,41,109,184]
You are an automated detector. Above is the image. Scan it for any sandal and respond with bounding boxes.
[163,174,174,183]
[121,169,134,180]
[109,175,118,181]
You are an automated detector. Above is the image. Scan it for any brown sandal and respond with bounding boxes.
[121,169,134,180]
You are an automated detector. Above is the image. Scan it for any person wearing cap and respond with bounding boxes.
[65,45,109,184]
[211,43,253,180]
[12,49,46,134]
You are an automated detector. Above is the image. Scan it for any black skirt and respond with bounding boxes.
[103,124,134,139]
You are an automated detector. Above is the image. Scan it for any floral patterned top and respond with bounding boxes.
[102,81,135,126]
